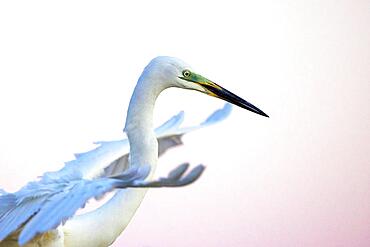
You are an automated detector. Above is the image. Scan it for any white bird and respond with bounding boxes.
[0,56,268,247]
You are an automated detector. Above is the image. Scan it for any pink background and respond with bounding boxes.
[0,1,369,246]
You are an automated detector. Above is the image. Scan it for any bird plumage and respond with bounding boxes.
[0,56,266,246]
[0,102,231,246]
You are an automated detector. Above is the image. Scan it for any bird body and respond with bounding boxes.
[0,56,267,246]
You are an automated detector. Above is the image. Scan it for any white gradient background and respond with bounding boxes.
[0,1,369,246]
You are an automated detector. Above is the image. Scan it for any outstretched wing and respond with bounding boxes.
[0,104,231,245]
[0,163,204,245]
[79,103,231,179]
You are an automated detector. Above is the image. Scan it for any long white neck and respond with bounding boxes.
[63,73,168,247]
[124,72,164,170]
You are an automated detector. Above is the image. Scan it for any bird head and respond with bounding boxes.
[146,56,269,117]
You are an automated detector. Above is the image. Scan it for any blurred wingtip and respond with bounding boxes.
[201,103,233,126]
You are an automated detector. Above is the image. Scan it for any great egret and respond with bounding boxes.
[0,56,268,247]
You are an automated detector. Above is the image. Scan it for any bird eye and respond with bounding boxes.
[182,70,191,78]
